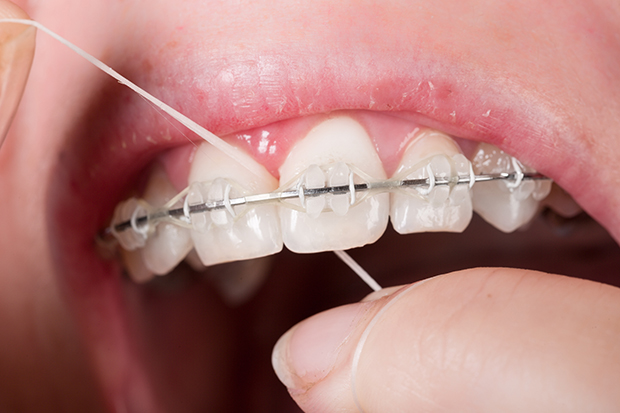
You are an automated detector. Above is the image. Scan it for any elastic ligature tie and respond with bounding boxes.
[104,169,551,239]
[0,19,553,293]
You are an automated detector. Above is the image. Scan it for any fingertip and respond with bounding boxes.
[271,302,373,392]
[0,1,35,148]
[353,268,620,412]
[0,1,30,22]
[275,268,620,412]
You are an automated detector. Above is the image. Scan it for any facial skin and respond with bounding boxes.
[1,0,619,411]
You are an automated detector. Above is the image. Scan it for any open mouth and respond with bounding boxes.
[30,6,620,411]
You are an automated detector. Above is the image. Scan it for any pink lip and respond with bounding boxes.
[44,30,613,409]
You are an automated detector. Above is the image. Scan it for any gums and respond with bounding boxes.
[3,7,619,410]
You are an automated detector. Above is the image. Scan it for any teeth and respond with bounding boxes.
[111,197,150,250]
[140,167,193,275]
[471,142,552,232]
[203,256,274,307]
[390,131,473,233]
[188,142,283,266]
[120,248,154,283]
[327,162,353,216]
[542,184,582,218]
[184,249,207,272]
[278,117,389,253]
[111,115,555,280]
[300,164,327,218]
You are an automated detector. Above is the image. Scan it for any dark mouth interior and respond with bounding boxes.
[116,207,619,411]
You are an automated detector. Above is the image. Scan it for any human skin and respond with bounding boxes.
[0,0,619,411]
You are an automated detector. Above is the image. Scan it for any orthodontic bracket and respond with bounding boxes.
[105,169,551,239]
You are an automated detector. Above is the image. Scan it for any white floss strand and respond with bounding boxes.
[0,18,385,293]
[0,18,266,178]
[333,250,382,292]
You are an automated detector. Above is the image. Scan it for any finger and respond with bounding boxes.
[0,0,35,147]
[272,268,620,412]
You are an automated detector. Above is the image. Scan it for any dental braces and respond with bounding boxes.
[0,19,550,294]
[105,158,551,250]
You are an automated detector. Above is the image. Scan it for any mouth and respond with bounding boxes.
[41,15,620,412]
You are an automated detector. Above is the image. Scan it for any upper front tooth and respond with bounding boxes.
[300,164,327,218]
[390,131,473,233]
[278,116,389,253]
[188,142,283,266]
[140,166,193,275]
[471,142,552,232]
[327,162,353,216]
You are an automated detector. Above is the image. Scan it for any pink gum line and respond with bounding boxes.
[158,110,473,192]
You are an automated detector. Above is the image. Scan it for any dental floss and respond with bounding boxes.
[0,19,267,178]
[0,18,388,294]
[333,250,382,292]
[3,19,554,293]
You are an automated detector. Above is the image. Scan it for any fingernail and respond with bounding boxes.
[272,302,370,390]
[0,22,35,147]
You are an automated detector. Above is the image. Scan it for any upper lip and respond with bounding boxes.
[45,24,611,409]
[82,46,586,229]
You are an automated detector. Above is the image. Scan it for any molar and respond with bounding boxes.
[390,131,473,233]
[278,116,389,253]
[471,142,552,232]
[188,142,283,266]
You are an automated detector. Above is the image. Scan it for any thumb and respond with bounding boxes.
[0,0,35,147]
[272,268,620,412]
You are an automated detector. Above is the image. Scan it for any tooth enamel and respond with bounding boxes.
[390,131,473,233]
[204,256,273,307]
[120,248,155,283]
[207,178,235,226]
[184,249,207,272]
[278,116,389,253]
[140,167,193,275]
[328,162,352,216]
[471,142,552,232]
[188,142,283,266]
[542,184,582,218]
[302,164,326,218]
[111,197,150,250]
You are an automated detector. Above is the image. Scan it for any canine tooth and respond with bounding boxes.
[140,167,193,275]
[188,142,282,266]
[471,143,551,232]
[390,131,473,233]
[278,116,389,253]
